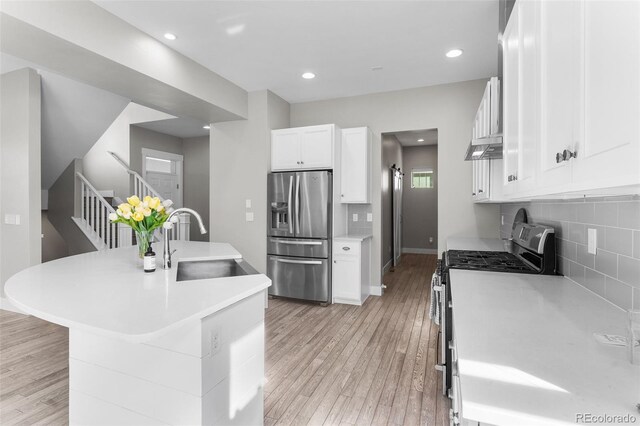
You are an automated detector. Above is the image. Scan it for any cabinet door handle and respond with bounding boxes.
[556,152,563,163]
[342,247,351,251]
[300,161,304,165]
[472,192,476,196]
[562,149,577,161]
[478,189,484,193]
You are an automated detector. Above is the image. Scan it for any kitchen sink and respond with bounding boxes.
[176,259,259,282]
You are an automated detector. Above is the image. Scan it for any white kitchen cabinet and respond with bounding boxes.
[271,124,336,171]
[502,1,539,197]
[572,0,640,190]
[340,127,371,204]
[537,0,582,190]
[501,0,640,199]
[502,4,520,196]
[332,238,371,306]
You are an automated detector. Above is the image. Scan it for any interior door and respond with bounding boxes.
[392,169,403,267]
[295,171,331,239]
[146,172,181,207]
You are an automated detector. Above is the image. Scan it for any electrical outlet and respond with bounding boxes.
[245,199,252,209]
[352,213,358,222]
[367,213,373,222]
[4,214,20,225]
[210,330,221,356]
[246,212,254,222]
[429,237,434,244]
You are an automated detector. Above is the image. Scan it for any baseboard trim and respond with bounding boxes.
[402,248,438,255]
[0,297,27,315]
[369,285,384,296]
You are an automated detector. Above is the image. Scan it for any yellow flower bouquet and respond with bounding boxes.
[109,195,173,257]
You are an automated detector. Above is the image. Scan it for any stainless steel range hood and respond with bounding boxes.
[464,133,503,160]
[464,0,514,161]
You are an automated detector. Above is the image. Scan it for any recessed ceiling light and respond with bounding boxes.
[302,72,316,80]
[164,33,177,41]
[203,125,210,130]
[417,138,425,142]
[446,49,463,58]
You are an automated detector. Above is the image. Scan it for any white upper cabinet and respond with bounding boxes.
[538,0,582,190]
[271,124,336,171]
[572,0,640,189]
[501,0,640,198]
[502,4,520,195]
[341,127,371,204]
[271,128,301,171]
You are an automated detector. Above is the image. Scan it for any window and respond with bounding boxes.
[411,169,434,189]
[145,156,175,174]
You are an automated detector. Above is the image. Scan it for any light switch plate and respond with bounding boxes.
[245,199,252,209]
[246,212,254,222]
[587,228,597,254]
[4,214,20,225]
[352,213,358,222]
[367,213,373,222]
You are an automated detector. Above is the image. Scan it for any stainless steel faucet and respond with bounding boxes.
[163,208,207,269]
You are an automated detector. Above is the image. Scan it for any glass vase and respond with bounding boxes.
[135,229,153,259]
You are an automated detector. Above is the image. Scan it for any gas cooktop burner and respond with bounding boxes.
[446,250,536,274]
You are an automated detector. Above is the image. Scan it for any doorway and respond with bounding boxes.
[381,129,438,274]
[141,148,183,207]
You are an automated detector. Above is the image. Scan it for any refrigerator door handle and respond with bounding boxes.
[270,239,323,246]
[275,258,323,265]
[295,175,301,233]
[287,175,294,234]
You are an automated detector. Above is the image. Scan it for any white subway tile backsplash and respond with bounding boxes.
[618,201,640,230]
[568,223,586,245]
[584,268,606,298]
[594,203,618,227]
[604,227,633,257]
[501,198,639,309]
[604,277,633,310]
[618,256,640,289]
[576,203,595,224]
[594,250,618,278]
[576,244,595,269]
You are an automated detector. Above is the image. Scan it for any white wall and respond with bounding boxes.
[183,135,210,242]
[82,103,173,200]
[210,90,289,273]
[0,68,41,299]
[290,79,500,289]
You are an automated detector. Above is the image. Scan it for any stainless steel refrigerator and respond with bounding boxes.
[267,171,332,304]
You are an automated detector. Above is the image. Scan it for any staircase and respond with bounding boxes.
[68,153,190,251]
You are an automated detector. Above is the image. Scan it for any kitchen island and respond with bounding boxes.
[5,241,271,425]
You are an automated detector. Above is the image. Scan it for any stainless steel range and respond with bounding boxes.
[433,213,557,401]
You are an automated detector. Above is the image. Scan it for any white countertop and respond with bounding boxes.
[449,269,640,425]
[447,237,510,252]
[334,233,373,242]
[5,241,271,343]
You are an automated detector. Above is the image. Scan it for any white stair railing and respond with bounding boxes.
[76,172,132,249]
[107,151,190,240]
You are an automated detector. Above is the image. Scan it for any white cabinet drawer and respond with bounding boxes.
[333,240,360,256]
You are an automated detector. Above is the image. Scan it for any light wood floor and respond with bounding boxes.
[0,254,448,425]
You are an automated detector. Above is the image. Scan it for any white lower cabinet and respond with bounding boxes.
[332,238,371,305]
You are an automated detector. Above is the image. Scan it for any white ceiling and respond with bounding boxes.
[94,1,499,103]
[391,129,438,147]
